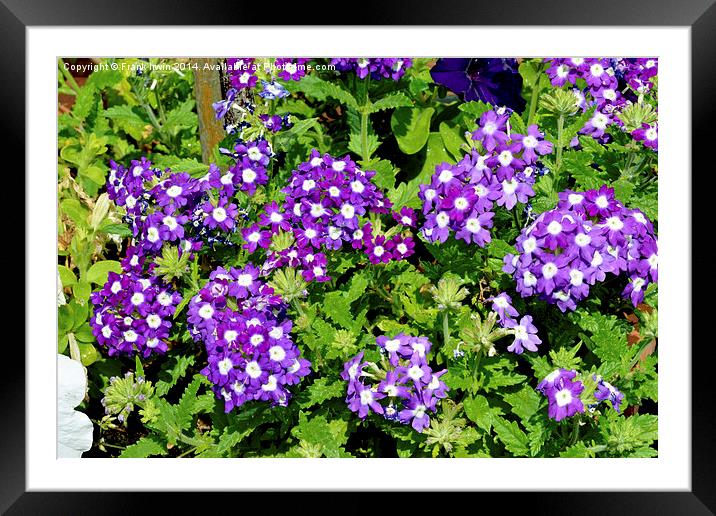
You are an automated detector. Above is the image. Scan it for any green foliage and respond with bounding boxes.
[58,56,658,460]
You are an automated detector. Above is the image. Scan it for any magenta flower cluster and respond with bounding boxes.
[419,109,553,245]
[341,334,448,432]
[330,58,413,81]
[90,270,182,358]
[255,149,414,283]
[503,185,658,311]
[544,57,658,149]
[187,265,311,412]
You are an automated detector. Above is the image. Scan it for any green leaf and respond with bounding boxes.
[152,156,209,178]
[274,117,319,152]
[503,386,542,421]
[155,355,196,397]
[458,100,491,120]
[73,281,92,304]
[559,442,595,458]
[296,377,345,409]
[86,260,122,285]
[612,179,634,205]
[286,75,358,109]
[164,100,198,136]
[105,105,149,141]
[368,159,397,191]
[369,92,413,113]
[120,436,168,458]
[58,265,77,287]
[463,395,493,433]
[72,84,98,120]
[60,199,89,227]
[391,106,435,154]
[78,342,100,366]
[291,412,349,458]
[98,222,132,237]
[492,416,530,456]
[439,122,467,160]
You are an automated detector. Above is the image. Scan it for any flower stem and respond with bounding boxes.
[443,311,450,349]
[555,113,565,187]
[291,299,306,319]
[526,63,544,127]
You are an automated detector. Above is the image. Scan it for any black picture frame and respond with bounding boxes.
[9,1,709,514]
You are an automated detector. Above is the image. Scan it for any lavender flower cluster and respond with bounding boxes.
[419,109,553,245]
[330,58,413,81]
[503,185,658,311]
[342,334,448,432]
[187,265,311,412]
[537,368,624,422]
[256,149,415,283]
[488,292,542,354]
[544,58,658,150]
[90,269,182,358]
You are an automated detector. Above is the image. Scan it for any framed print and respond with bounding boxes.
[9,1,711,514]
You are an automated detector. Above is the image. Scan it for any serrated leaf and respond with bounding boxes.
[155,355,196,397]
[368,159,397,190]
[296,377,345,409]
[287,75,358,109]
[58,265,77,287]
[463,395,493,433]
[119,436,168,458]
[291,412,349,458]
[503,386,542,421]
[105,105,150,141]
[492,416,530,456]
[369,92,412,113]
[98,222,132,237]
[164,100,197,136]
[559,442,594,458]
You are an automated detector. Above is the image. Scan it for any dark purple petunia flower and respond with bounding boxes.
[430,58,526,112]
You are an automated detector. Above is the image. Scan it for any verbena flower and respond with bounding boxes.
[187,264,311,412]
[330,58,413,81]
[503,185,658,310]
[342,334,448,433]
[537,368,585,421]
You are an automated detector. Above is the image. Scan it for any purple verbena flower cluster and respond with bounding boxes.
[90,270,181,358]
[106,158,248,257]
[593,374,625,413]
[487,292,542,354]
[419,109,553,245]
[503,185,658,311]
[226,58,258,91]
[537,368,585,421]
[342,334,448,432]
[223,138,273,196]
[256,149,414,282]
[187,265,311,412]
[544,58,658,149]
[330,58,413,81]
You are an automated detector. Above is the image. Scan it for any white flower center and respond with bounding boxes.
[302,179,316,191]
[250,334,264,347]
[590,63,604,77]
[542,263,558,279]
[568,193,584,205]
[547,220,563,235]
[397,243,408,254]
[606,216,624,231]
[360,389,374,405]
[483,122,496,135]
[351,180,365,194]
[123,330,138,343]
[436,212,450,228]
[269,326,283,339]
[438,169,453,183]
[454,197,469,210]
[514,325,528,340]
[523,271,537,287]
[212,207,227,223]
[131,292,145,306]
[110,281,122,294]
[498,151,514,167]
[146,227,160,243]
[224,330,238,343]
[304,228,317,239]
[341,204,355,219]
[373,246,385,257]
[101,326,112,338]
[555,388,573,407]
[523,135,538,148]
[166,185,183,198]
[246,361,262,379]
[384,339,401,352]
[332,160,346,172]
[466,218,482,233]
[595,195,609,208]
[262,375,278,392]
[648,253,658,268]
[570,269,584,286]
[218,358,233,375]
[242,169,257,183]
[198,304,214,319]
[146,314,161,329]
[424,189,437,201]
[328,186,341,197]
[237,273,253,287]
[502,179,518,195]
